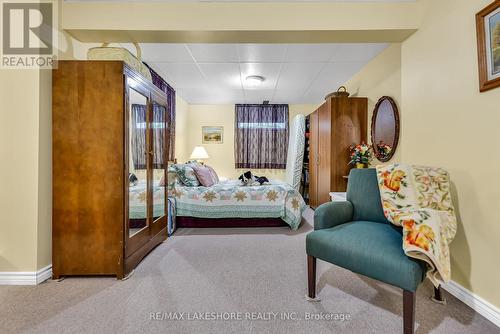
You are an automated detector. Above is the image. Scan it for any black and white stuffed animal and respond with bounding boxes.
[238,171,269,186]
[129,173,138,186]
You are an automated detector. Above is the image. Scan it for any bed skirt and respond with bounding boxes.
[177,216,287,228]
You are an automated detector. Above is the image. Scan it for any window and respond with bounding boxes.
[235,104,289,169]
[131,104,167,170]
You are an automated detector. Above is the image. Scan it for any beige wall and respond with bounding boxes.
[61,1,420,43]
[183,104,318,180]
[400,0,500,308]
[0,70,46,271]
[345,43,402,163]
[175,95,190,164]
[344,0,500,309]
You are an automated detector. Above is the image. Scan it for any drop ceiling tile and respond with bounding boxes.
[330,43,389,62]
[271,89,306,104]
[307,62,365,96]
[152,62,206,89]
[178,87,245,105]
[239,63,281,90]
[244,89,274,104]
[187,44,239,62]
[237,44,287,62]
[197,63,242,90]
[301,90,332,104]
[283,44,340,62]
[276,62,325,91]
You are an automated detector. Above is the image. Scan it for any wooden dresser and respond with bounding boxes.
[52,61,170,279]
[308,95,367,208]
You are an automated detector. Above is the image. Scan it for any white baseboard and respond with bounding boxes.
[443,280,500,328]
[0,265,52,285]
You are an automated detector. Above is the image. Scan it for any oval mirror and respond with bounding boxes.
[371,96,400,162]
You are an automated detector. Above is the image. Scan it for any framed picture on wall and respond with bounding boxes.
[202,126,223,144]
[476,1,500,92]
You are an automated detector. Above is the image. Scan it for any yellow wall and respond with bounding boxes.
[345,43,402,163]
[184,104,319,180]
[0,70,44,271]
[61,1,420,43]
[175,95,190,164]
[400,0,500,307]
[344,0,500,309]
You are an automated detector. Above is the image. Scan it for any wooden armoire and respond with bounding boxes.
[52,61,170,279]
[308,95,367,209]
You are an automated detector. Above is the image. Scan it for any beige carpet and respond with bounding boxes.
[1,208,498,334]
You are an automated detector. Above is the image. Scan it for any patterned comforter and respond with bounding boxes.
[171,180,306,230]
[129,181,165,219]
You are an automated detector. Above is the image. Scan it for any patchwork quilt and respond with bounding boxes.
[129,180,166,219]
[171,180,306,230]
[376,164,457,286]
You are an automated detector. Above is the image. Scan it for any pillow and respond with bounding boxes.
[192,165,217,187]
[205,165,219,184]
[159,175,165,186]
[172,164,200,187]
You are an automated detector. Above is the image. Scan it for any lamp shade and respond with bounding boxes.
[190,146,209,160]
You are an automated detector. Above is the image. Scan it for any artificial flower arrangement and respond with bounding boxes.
[349,142,372,168]
[376,142,393,159]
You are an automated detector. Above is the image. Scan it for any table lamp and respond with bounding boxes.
[190,146,209,164]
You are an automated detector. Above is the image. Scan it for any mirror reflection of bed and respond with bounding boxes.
[128,88,168,237]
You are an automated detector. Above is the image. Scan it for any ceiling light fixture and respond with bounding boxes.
[245,75,265,88]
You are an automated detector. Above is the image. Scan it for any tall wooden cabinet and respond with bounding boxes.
[308,95,367,208]
[52,61,170,279]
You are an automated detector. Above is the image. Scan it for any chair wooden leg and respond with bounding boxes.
[433,285,445,303]
[307,255,316,299]
[403,290,415,334]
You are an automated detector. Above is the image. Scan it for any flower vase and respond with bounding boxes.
[356,163,366,169]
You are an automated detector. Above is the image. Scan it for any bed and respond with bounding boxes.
[170,115,307,230]
[171,179,305,230]
[129,180,177,235]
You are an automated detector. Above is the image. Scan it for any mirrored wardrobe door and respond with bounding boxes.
[151,100,168,228]
[128,86,150,238]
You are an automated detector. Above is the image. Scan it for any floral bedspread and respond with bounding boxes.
[129,181,165,219]
[376,164,457,286]
[171,180,306,230]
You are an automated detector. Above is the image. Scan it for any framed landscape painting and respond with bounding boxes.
[202,126,223,144]
[476,1,500,92]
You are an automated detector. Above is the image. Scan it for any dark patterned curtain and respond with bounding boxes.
[152,104,167,169]
[131,104,147,170]
[144,63,176,161]
[235,104,289,169]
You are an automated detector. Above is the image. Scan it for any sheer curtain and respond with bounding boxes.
[131,104,147,170]
[152,104,166,169]
[235,104,289,169]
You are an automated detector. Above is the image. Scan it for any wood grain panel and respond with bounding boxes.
[330,97,367,192]
[52,61,125,278]
[318,101,332,204]
[308,109,319,209]
[307,96,367,207]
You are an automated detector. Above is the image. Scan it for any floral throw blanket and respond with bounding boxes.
[376,164,457,286]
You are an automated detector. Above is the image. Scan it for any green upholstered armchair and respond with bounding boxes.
[306,168,444,334]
